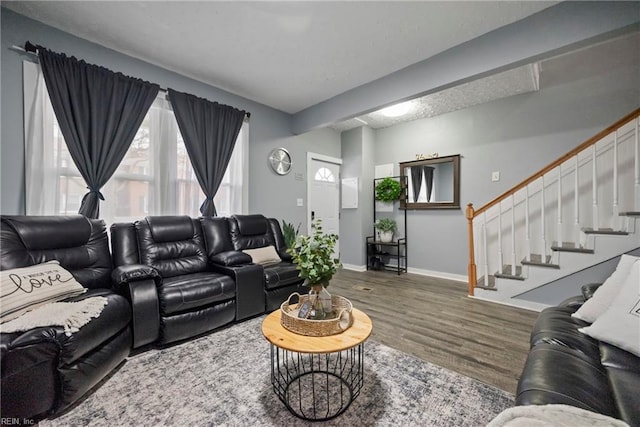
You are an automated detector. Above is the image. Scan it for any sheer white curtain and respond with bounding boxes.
[23,61,248,225]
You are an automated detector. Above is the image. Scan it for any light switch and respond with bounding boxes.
[297,198,303,207]
[491,171,500,182]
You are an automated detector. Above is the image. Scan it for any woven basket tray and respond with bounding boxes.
[280,292,353,336]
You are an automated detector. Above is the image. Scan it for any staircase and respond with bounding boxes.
[466,109,640,311]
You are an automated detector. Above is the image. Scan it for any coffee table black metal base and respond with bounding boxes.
[269,343,365,421]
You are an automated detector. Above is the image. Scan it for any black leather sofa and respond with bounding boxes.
[516,284,640,425]
[110,216,236,346]
[227,214,306,311]
[0,216,132,420]
[1,214,303,421]
[110,214,302,346]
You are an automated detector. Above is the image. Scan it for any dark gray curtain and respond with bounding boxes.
[38,47,159,218]
[168,89,246,216]
[410,167,423,203]
[423,166,434,202]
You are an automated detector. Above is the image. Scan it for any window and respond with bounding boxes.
[314,167,335,182]
[23,61,248,225]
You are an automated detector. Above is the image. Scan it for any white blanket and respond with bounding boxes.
[487,404,630,427]
[0,297,108,336]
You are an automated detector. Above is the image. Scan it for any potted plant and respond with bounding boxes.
[281,219,301,249]
[287,220,341,319]
[375,177,402,203]
[375,218,397,243]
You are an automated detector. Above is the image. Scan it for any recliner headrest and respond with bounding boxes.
[2,215,91,250]
[146,216,194,243]
[233,214,268,236]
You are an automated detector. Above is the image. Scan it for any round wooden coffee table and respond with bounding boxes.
[261,308,373,421]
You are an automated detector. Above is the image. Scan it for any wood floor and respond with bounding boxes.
[329,269,539,394]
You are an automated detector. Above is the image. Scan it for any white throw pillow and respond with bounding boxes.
[579,260,640,357]
[572,254,640,323]
[243,246,282,266]
[0,260,86,322]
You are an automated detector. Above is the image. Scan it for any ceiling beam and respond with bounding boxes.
[291,1,640,135]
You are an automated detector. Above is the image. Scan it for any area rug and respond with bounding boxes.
[43,316,513,426]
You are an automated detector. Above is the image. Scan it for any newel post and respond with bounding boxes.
[466,203,476,296]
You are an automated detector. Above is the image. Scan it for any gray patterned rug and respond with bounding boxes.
[43,316,513,426]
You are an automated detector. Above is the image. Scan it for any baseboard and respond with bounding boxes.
[407,267,467,282]
[341,264,467,281]
[342,263,367,272]
[469,294,549,312]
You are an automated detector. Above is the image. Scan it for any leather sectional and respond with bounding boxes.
[516,283,640,425]
[0,214,305,421]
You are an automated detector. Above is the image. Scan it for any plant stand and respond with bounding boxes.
[367,176,408,275]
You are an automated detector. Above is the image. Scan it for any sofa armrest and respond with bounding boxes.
[1,331,58,419]
[212,263,265,320]
[111,265,161,348]
[209,250,252,267]
[581,283,602,300]
[111,264,161,292]
[278,251,293,262]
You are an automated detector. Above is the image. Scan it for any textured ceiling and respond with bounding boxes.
[3,1,556,114]
[330,31,640,131]
[331,64,540,132]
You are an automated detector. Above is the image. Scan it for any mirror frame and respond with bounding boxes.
[400,154,460,210]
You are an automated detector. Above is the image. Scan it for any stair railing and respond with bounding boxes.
[466,108,640,296]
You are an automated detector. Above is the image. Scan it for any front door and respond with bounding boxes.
[307,154,341,259]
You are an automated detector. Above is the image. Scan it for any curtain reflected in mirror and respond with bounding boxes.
[400,155,460,209]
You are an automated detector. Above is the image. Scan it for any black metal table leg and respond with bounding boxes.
[269,343,365,421]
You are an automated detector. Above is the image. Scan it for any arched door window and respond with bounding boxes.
[314,167,335,182]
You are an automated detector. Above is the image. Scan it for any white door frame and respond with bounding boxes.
[306,152,342,235]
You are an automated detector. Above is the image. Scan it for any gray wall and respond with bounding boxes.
[368,57,639,276]
[0,8,340,224]
[251,127,341,232]
[339,127,375,266]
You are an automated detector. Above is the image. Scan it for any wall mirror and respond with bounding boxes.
[400,154,460,209]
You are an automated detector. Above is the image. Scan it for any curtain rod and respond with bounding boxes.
[12,41,251,119]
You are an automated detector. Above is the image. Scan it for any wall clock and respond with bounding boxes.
[268,147,292,175]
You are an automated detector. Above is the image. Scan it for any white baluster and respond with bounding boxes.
[525,185,531,261]
[612,130,619,229]
[497,203,503,275]
[482,213,489,287]
[541,176,547,261]
[592,145,599,230]
[511,194,517,276]
[557,164,563,254]
[574,156,582,247]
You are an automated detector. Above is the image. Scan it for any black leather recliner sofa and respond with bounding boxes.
[0,216,132,420]
[110,216,242,346]
[110,215,294,346]
[516,284,640,425]
[1,213,306,421]
[227,214,306,311]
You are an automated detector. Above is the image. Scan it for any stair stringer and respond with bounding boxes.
[473,229,640,311]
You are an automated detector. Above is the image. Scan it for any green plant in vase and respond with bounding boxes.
[375,218,397,243]
[287,220,341,319]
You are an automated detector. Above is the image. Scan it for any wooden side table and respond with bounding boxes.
[261,308,373,421]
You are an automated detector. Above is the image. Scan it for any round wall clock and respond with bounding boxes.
[268,147,292,175]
